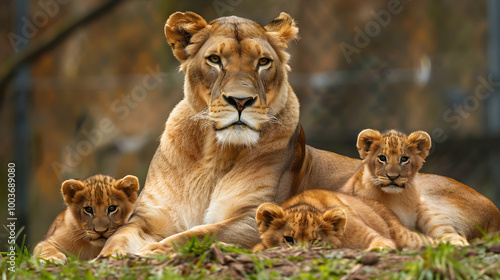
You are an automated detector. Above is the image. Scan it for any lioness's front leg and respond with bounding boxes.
[135,181,269,257]
[136,214,259,256]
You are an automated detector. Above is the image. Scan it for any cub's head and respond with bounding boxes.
[255,202,347,249]
[61,175,139,245]
[165,11,298,147]
[357,129,432,193]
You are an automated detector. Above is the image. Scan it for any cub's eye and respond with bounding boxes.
[207,55,221,64]
[108,205,118,213]
[84,206,93,215]
[400,156,409,163]
[378,155,387,162]
[258,58,271,66]
[284,236,295,245]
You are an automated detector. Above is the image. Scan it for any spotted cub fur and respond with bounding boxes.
[33,175,139,263]
[253,189,435,251]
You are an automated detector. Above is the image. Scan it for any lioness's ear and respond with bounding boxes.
[407,131,432,160]
[116,175,140,203]
[264,12,299,48]
[322,208,347,234]
[255,203,285,233]
[357,129,382,159]
[164,11,207,61]
[61,179,85,205]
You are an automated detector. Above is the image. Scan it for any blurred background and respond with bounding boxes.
[1,0,499,249]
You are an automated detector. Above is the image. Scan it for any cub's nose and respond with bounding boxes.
[93,228,108,235]
[223,95,256,113]
[387,174,400,181]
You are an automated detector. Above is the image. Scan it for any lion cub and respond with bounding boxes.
[340,129,468,245]
[253,189,435,251]
[33,175,139,263]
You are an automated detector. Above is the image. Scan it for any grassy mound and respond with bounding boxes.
[2,233,500,279]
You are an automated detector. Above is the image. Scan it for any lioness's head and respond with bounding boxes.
[61,175,139,244]
[164,12,298,147]
[357,129,431,193]
[255,202,347,249]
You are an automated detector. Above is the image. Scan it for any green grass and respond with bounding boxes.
[391,234,500,280]
[2,232,500,280]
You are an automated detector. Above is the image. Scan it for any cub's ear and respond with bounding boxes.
[164,11,207,61]
[116,175,140,203]
[61,179,85,205]
[357,129,382,159]
[407,131,432,160]
[255,203,285,233]
[264,12,299,48]
[322,208,347,234]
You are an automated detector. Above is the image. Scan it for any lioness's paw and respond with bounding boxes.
[136,242,175,257]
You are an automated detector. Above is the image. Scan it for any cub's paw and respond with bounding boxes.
[449,238,469,246]
[110,248,129,259]
[136,242,175,257]
[92,248,129,262]
[440,234,469,246]
[368,238,397,251]
[252,243,266,252]
[39,253,67,265]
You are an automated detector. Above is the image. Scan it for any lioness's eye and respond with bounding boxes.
[378,155,387,162]
[84,206,93,215]
[258,58,271,66]
[400,156,409,163]
[284,236,295,245]
[108,205,117,213]
[207,55,221,64]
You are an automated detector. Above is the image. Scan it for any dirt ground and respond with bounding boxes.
[152,242,500,279]
[38,241,500,279]
[100,245,411,279]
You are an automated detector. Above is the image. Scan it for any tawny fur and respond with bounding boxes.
[33,175,139,263]
[99,12,500,258]
[341,129,500,244]
[253,189,436,251]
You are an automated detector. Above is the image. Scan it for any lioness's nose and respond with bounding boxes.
[223,95,256,113]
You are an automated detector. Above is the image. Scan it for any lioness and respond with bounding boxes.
[100,12,500,257]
